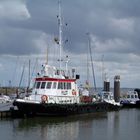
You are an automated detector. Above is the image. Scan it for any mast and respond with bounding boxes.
[28,59,31,88]
[87,41,90,83]
[46,47,48,65]
[87,33,97,91]
[19,62,26,88]
[101,54,104,88]
[65,55,70,77]
[58,0,63,74]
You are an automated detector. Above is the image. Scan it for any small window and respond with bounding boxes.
[58,82,61,89]
[53,82,57,89]
[46,82,52,89]
[64,83,66,89]
[33,82,37,88]
[60,82,63,89]
[135,95,138,98]
[65,83,68,89]
[36,82,41,89]
[127,95,130,98]
[67,83,71,89]
[58,82,66,89]
[41,82,46,89]
[131,95,134,98]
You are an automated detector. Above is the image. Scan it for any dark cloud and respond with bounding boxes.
[0,0,140,87]
[1,0,140,54]
[2,0,140,55]
[0,28,44,55]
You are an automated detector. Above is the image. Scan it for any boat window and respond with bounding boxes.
[67,83,71,89]
[33,82,37,88]
[131,95,134,98]
[103,93,109,99]
[58,82,61,89]
[41,82,46,89]
[57,82,65,89]
[64,82,66,89]
[53,82,57,89]
[57,82,71,89]
[36,82,41,89]
[127,95,130,98]
[135,95,138,98]
[46,82,52,89]
[60,82,63,89]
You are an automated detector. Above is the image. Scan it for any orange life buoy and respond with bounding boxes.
[41,95,48,103]
[72,89,76,95]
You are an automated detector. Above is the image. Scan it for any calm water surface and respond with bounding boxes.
[0,109,140,140]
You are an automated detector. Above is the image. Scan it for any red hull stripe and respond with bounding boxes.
[35,77,76,82]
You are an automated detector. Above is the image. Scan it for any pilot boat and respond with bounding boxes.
[13,1,120,117]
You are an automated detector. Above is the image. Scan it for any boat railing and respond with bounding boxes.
[37,64,78,80]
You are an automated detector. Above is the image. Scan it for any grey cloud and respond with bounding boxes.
[1,0,140,55]
[0,0,140,87]
[0,27,44,55]
[0,0,30,20]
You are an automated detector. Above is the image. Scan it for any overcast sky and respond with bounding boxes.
[0,0,140,88]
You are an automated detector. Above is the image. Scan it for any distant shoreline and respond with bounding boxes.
[0,87,20,95]
[0,87,135,95]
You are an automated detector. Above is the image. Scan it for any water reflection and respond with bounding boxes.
[107,109,140,140]
[1,109,140,140]
[13,113,107,140]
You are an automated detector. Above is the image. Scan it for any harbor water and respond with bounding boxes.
[0,108,140,140]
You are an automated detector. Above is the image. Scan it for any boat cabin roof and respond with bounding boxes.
[126,91,138,99]
[35,77,76,82]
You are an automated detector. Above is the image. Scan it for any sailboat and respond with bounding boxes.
[13,0,120,117]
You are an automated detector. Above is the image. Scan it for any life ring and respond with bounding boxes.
[72,89,76,95]
[41,95,48,103]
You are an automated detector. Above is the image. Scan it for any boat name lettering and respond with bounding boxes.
[59,100,72,103]
[61,90,68,95]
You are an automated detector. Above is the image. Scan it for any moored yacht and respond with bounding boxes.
[0,94,11,103]
[120,90,140,108]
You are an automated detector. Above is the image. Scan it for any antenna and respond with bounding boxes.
[101,54,104,87]
[87,40,90,83]
[65,55,70,76]
[28,59,31,88]
[46,47,49,65]
[58,0,63,74]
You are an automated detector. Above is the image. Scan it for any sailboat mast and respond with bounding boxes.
[101,54,105,88]
[58,0,63,73]
[28,59,31,88]
[19,62,26,88]
[87,43,89,83]
[87,33,97,91]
